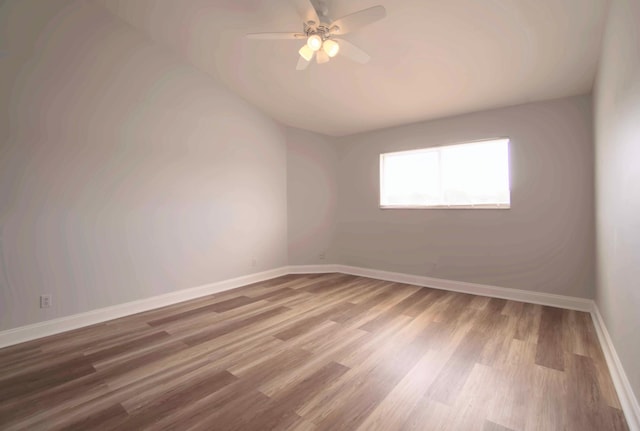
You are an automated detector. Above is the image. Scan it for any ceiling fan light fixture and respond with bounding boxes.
[322,39,340,57]
[307,34,323,51]
[298,44,314,61]
[245,1,386,70]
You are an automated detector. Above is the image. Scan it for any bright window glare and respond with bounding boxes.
[380,139,510,208]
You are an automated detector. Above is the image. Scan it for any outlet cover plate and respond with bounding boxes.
[40,295,52,309]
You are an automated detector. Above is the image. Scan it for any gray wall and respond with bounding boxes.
[286,128,338,265]
[0,0,288,330]
[333,96,596,298]
[0,1,604,340]
[594,0,640,405]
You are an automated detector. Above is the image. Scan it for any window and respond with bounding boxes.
[380,138,510,208]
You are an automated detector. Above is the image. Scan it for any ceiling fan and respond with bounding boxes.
[246,0,386,70]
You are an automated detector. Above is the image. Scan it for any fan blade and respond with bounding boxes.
[316,49,330,64]
[297,54,312,70]
[335,39,371,64]
[331,6,386,35]
[292,0,320,26]
[246,32,306,40]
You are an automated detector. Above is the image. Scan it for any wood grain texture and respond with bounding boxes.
[0,274,629,430]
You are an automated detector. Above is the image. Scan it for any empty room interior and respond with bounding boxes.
[0,0,639,430]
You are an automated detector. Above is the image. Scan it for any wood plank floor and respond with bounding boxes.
[0,273,629,430]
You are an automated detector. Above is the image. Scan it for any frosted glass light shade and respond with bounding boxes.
[299,44,314,61]
[307,34,322,51]
[322,39,340,57]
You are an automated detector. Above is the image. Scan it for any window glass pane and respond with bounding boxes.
[381,151,439,206]
[380,139,510,208]
[441,140,510,206]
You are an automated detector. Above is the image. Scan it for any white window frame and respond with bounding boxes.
[379,138,511,210]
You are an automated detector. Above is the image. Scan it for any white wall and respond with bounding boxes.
[594,0,640,405]
[286,128,338,265]
[0,0,288,330]
[0,1,604,339]
[332,96,595,298]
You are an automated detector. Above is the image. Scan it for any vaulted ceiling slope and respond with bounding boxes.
[99,0,609,136]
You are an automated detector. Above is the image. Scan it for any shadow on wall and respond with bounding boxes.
[0,0,288,330]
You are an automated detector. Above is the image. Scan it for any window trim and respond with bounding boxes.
[378,137,511,210]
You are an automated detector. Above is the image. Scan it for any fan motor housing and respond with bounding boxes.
[304,23,336,40]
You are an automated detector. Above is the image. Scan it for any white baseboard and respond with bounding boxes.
[286,264,340,274]
[0,266,288,349]
[328,264,593,311]
[1,263,590,349]
[591,304,640,431]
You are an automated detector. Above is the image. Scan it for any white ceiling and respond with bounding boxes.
[99,0,610,136]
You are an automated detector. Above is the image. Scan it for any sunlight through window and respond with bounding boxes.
[380,139,510,208]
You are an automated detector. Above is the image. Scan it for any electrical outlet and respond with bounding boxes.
[40,294,52,309]
[319,252,326,260]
